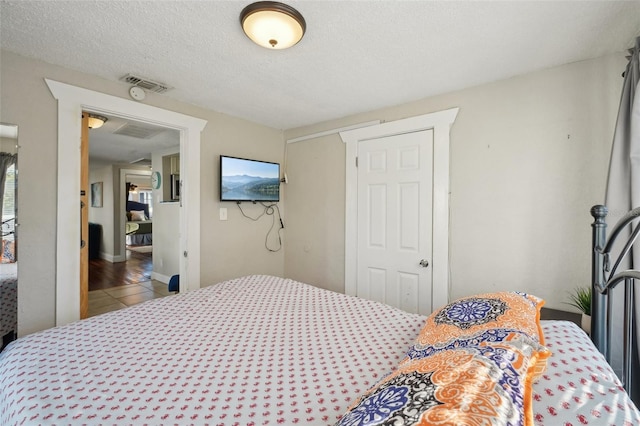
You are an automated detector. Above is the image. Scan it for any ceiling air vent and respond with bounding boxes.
[119,73,172,94]
[114,123,163,139]
[130,157,152,165]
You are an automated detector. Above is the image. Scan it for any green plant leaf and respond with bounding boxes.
[565,286,592,315]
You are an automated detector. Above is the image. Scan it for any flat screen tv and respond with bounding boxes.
[220,155,280,202]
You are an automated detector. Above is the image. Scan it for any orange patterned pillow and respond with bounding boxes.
[336,292,550,426]
[413,292,546,348]
[1,240,15,263]
[337,340,548,426]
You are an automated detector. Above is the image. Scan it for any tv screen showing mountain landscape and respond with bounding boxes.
[220,156,280,201]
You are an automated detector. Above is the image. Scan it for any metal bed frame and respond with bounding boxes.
[1,217,14,238]
[591,204,640,394]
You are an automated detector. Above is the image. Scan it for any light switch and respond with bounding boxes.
[219,207,228,221]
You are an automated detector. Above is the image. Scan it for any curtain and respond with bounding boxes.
[0,152,16,201]
[604,36,640,403]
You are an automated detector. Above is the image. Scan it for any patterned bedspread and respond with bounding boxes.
[0,262,17,340]
[533,321,639,426]
[0,275,638,425]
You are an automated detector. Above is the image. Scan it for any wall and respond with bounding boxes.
[88,165,114,257]
[2,46,625,335]
[152,147,180,282]
[1,49,284,335]
[201,116,286,283]
[283,53,626,311]
[282,137,346,292]
[1,136,18,154]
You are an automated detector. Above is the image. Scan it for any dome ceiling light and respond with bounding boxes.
[240,1,306,50]
[87,114,108,129]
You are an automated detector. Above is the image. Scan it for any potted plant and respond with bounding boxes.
[566,286,592,334]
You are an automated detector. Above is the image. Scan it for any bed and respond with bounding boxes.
[590,204,640,403]
[126,200,152,246]
[0,227,17,351]
[0,261,17,351]
[0,272,638,425]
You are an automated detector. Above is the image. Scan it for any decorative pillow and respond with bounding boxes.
[336,341,548,426]
[412,292,546,349]
[1,240,16,263]
[336,292,550,426]
[129,210,146,221]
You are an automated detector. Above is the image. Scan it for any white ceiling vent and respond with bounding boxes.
[119,73,172,94]
[114,123,163,139]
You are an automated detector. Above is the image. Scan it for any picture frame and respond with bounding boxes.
[91,182,103,207]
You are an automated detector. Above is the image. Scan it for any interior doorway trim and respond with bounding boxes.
[340,108,458,311]
[46,79,207,327]
[119,168,152,263]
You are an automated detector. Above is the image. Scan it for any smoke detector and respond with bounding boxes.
[129,86,146,101]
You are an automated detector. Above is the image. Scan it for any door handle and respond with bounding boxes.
[419,259,429,267]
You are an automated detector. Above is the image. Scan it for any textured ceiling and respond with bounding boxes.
[87,114,180,167]
[2,0,640,132]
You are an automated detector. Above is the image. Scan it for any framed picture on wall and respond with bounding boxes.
[91,182,103,207]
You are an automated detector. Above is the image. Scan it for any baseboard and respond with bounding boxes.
[151,272,171,284]
[99,252,125,263]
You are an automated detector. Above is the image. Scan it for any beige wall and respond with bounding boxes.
[152,147,180,281]
[202,116,286,283]
[283,53,626,311]
[1,50,284,335]
[2,46,627,335]
[88,165,114,257]
[1,136,18,154]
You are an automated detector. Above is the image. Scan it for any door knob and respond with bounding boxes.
[419,259,429,267]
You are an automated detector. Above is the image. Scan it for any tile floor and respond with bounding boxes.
[88,279,172,317]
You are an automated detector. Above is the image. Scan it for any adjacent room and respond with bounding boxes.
[85,114,179,315]
[1,1,640,424]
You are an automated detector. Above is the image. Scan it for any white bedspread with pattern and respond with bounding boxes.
[0,275,638,425]
[0,262,17,340]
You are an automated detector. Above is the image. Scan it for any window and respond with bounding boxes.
[137,189,153,218]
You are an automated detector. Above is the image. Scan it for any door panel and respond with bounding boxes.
[367,184,386,248]
[398,271,419,313]
[80,113,89,319]
[357,130,434,314]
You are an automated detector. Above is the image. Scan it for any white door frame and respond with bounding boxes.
[340,108,458,312]
[46,79,207,327]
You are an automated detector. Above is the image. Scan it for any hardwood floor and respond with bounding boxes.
[88,247,171,318]
[89,250,152,291]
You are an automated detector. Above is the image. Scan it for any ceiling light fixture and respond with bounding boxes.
[240,1,306,50]
[87,114,108,129]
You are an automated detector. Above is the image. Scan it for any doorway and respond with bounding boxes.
[47,79,207,326]
[82,112,181,316]
[340,108,458,315]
